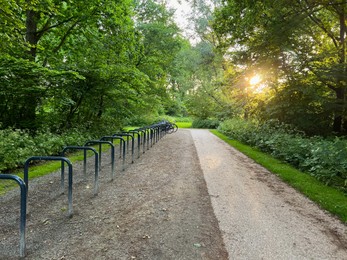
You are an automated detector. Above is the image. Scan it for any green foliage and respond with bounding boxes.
[0,55,83,130]
[176,122,192,128]
[0,129,36,171]
[213,0,347,135]
[261,77,334,135]
[218,118,347,190]
[192,118,220,129]
[0,0,190,135]
[124,114,160,127]
[182,41,227,120]
[0,126,116,172]
[211,130,347,223]
[172,117,192,123]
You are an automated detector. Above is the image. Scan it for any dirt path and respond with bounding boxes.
[1,129,347,259]
[191,129,347,260]
[0,129,227,259]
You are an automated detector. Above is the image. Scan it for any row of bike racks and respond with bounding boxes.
[0,120,176,257]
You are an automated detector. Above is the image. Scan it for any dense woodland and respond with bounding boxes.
[1,0,188,132]
[1,0,347,186]
[1,0,346,135]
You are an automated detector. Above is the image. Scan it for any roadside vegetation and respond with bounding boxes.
[0,128,98,172]
[217,119,347,193]
[0,151,88,196]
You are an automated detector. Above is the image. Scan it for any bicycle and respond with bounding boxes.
[163,121,178,134]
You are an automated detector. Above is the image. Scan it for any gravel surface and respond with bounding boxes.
[1,129,347,260]
[191,129,347,260]
[0,129,227,259]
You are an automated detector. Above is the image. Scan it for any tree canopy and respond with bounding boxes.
[1,0,346,137]
[0,0,186,132]
[212,0,347,135]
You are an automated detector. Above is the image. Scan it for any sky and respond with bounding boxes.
[165,0,198,42]
[166,0,192,29]
[165,0,217,44]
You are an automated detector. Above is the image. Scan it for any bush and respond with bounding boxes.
[192,118,220,129]
[0,129,37,171]
[125,115,158,127]
[218,118,347,189]
[0,127,110,172]
[217,118,255,143]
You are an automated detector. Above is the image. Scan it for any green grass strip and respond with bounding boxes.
[210,130,347,223]
[176,122,192,128]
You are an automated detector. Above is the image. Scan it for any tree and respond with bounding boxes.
[172,0,230,120]
[0,55,83,129]
[213,0,347,135]
[133,0,185,117]
[0,0,147,131]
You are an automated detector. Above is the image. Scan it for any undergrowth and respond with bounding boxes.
[218,118,347,192]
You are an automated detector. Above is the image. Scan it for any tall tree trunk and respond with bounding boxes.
[22,6,40,129]
[331,5,347,134]
[333,87,345,133]
[97,95,104,118]
[25,8,39,60]
[339,8,347,133]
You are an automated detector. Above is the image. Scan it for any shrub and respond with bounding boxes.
[0,129,36,171]
[192,118,220,129]
[0,127,109,172]
[125,115,158,126]
[218,118,347,190]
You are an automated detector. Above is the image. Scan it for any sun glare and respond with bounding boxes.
[249,74,262,85]
[247,74,267,93]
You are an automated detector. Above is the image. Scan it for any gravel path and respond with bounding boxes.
[0,129,227,259]
[191,129,347,260]
[1,129,347,259]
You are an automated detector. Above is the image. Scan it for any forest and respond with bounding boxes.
[0,0,347,190]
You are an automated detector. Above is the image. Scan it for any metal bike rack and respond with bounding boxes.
[128,130,141,159]
[137,128,146,154]
[149,127,156,147]
[0,174,27,257]
[113,133,134,163]
[118,133,130,152]
[156,123,164,141]
[100,136,126,171]
[138,127,150,151]
[24,156,74,217]
[160,123,167,137]
[151,125,158,145]
[62,146,99,195]
[145,127,151,150]
[84,141,115,181]
[0,120,179,257]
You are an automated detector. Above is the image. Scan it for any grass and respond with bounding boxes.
[210,130,347,223]
[176,121,192,128]
[0,144,112,195]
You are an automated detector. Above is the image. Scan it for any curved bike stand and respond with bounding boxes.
[128,130,141,159]
[62,146,99,195]
[100,136,126,171]
[84,141,115,181]
[24,156,74,217]
[0,174,27,257]
[113,133,135,163]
